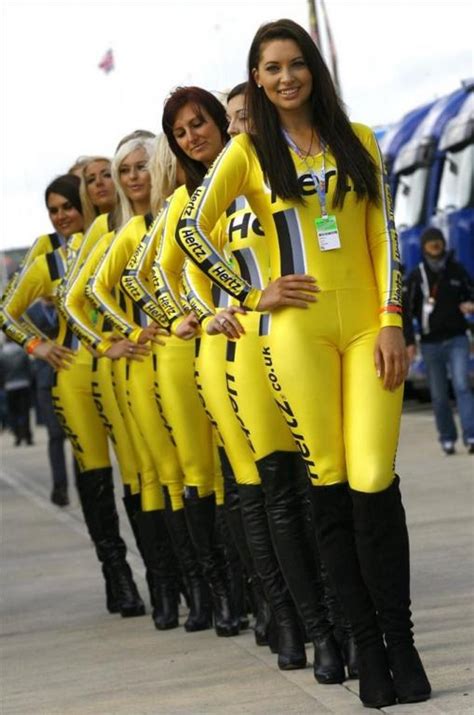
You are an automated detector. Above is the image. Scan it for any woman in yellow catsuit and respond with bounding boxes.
[121,86,316,666]
[159,84,357,680]
[178,82,359,682]
[71,155,152,565]
[173,20,431,710]
[78,135,213,633]
[1,174,145,619]
[90,129,240,638]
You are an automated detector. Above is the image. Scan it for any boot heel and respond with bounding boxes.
[277,620,307,670]
[388,645,431,703]
[313,633,345,684]
[358,645,396,709]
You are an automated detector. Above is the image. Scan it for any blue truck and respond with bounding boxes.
[381,81,474,394]
[390,80,473,275]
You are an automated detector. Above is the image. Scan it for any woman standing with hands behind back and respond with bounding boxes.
[176,19,430,709]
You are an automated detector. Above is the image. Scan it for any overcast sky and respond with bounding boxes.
[1,0,472,249]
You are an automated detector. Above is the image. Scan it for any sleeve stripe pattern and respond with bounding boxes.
[121,224,171,329]
[177,144,253,302]
[153,205,187,322]
[373,138,402,313]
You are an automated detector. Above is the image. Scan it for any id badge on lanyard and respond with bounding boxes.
[283,130,341,252]
[311,157,340,251]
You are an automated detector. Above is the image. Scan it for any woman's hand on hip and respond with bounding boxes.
[256,274,319,312]
[105,339,150,361]
[32,341,75,370]
[175,312,200,340]
[206,306,246,339]
[374,326,409,391]
[137,324,169,346]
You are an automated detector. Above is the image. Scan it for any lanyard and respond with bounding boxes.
[419,262,439,302]
[282,130,328,218]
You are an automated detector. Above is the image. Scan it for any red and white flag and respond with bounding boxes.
[98,48,114,74]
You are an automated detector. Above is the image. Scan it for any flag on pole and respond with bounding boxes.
[320,0,341,96]
[307,0,322,47]
[98,48,114,74]
[307,0,342,97]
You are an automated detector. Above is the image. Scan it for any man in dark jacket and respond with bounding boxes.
[404,227,474,455]
[27,298,70,505]
[0,337,33,445]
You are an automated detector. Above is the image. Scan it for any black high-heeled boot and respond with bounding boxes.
[75,467,145,618]
[215,503,249,630]
[258,452,345,685]
[320,562,359,679]
[162,487,212,632]
[135,509,180,630]
[293,459,358,679]
[219,449,269,637]
[351,477,431,704]
[184,489,239,637]
[238,483,307,670]
[309,482,396,708]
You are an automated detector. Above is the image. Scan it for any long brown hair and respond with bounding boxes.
[247,19,379,208]
[162,86,229,194]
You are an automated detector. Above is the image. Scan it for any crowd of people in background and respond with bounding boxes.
[3,16,473,710]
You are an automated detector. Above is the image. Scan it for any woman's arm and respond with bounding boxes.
[364,129,403,330]
[120,210,171,330]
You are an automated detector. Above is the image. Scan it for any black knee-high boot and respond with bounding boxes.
[75,467,145,618]
[351,477,431,704]
[292,455,359,680]
[162,488,212,632]
[135,509,180,630]
[121,486,154,596]
[258,452,345,684]
[309,482,396,708]
[219,448,272,642]
[238,482,307,670]
[184,488,239,637]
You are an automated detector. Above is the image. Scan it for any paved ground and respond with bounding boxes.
[1,405,473,714]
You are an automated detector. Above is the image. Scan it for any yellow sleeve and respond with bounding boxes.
[65,215,109,289]
[1,257,52,346]
[88,219,145,342]
[181,260,215,324]
[120,210,171,329]
[176,138,262,310]
[363,129,403,329]
[150,188,191,329]
[63,234,114,354]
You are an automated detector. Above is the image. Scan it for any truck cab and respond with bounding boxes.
[392,83,471,273]
[430,92,474,276]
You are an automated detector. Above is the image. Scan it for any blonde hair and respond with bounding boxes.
[79,156,115,231]
[111,137,155,231]
[149,134,178,215]
[68,155,91,177]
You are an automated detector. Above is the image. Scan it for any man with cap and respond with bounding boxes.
[404,227,474,455]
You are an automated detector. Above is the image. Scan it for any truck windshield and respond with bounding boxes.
[436,144,474,212]
[394,167,428,230]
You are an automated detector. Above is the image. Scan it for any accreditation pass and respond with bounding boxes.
[315,215,341,251]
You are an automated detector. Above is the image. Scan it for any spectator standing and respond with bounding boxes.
[27,298,71,505]
[0,337,33,446]
[404,227,474,455]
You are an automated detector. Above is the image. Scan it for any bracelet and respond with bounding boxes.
[25,337,43,355]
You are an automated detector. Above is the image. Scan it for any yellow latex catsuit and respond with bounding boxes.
[63,224,165,511]
[174,126,404,493]
[62,214,141,496]
[117,191,220,504]
[1,246,111,473]
[88,214,188,511]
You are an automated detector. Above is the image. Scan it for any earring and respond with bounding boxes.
[257,84,262,88]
